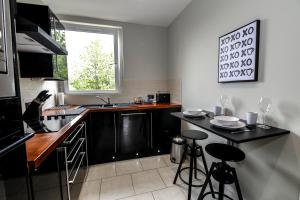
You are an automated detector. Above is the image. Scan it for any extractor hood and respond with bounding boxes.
[16,17,67,55]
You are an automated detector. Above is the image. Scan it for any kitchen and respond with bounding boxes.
[0,0,299,200]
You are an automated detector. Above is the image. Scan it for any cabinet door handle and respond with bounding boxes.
[68,152,85,184]
[67,138,85,164]
[121,113,147,116]
[114,113,117,153]
[63,123,84,145]
[150,112,153,148]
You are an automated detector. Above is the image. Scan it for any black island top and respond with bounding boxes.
[171,112,290,144]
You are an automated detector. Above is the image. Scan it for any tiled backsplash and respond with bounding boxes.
[167,79,182,104]
[63,79,171,105]
[19,78,58,112]
[19,78,182,110]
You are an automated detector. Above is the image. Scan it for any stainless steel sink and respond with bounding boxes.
[82,103,133,109]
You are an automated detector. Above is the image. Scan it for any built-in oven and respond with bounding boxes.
[57,121,88,200]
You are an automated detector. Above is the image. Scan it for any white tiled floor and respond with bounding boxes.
[80,154,214,200]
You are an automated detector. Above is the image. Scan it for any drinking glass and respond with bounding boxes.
[220,95,229,115]
[258,97,272,129]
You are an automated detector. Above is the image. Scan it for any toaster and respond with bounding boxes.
[156,92,170,103]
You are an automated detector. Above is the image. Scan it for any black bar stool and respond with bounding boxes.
[198,143,245,200]
[173,130,215,200]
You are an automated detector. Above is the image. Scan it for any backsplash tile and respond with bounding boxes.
[64,79,169,105]
[19,78,58,112]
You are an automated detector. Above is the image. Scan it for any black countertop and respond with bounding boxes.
[171,112,290,143]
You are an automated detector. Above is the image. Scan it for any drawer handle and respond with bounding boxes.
[121,113,147,116]
[68,152,85,184]
[63,123,84,145]
[67,138,85,164]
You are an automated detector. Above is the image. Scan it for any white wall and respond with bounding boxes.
[168,0,300,199]
[59,15,169,104]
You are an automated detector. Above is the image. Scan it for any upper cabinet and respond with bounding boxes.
[16,3,68,80]
[16,3,67,55]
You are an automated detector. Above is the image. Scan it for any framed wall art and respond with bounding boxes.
[218,20,260,83]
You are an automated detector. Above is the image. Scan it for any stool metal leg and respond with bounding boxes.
[218,182,224,200]
[187,140,196,200]
[200,146,215,198]
[232,168,243,200]
[197,163,215,200]
[173,144,187,184]
[188,152,194,200]
[194,150,198,179]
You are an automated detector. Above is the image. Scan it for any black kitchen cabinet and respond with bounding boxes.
[152,107,182,155]
[17,3,68,79]
[88,112,117,164]
[87,107,181,165]
[117,111,151,160]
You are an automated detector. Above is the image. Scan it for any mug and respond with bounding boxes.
[246,112,258,125]
[213,106,222,116]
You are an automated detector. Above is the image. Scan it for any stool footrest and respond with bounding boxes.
[179,167,206,187]
[201,192,234,200]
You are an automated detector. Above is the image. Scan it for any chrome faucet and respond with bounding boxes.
[96,96,111,104]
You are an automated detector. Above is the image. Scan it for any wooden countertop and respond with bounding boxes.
[26,103,181,170]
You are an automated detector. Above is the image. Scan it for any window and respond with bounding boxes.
[63,21,123,94]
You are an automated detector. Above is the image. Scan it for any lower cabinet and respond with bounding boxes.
[88,112,117,164]
[87,107,181,164]
[152,107,182,155]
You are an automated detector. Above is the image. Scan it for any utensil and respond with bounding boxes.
[214,116,240,126]
[213,106,222,116]
[220,95,229,114]
[210,119,246,130]
[231,129,252,134]
[246,112,258,125]
[258,97,271,129]
[183,109,206,118]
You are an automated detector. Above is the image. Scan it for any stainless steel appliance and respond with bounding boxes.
[0,0,16,98]
[170,137,185,164]
[57,121,88,200]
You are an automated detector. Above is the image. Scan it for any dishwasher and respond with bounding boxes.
[56,121,88,200]
[117,111,151,159]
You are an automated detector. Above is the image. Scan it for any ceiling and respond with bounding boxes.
[42,0,192,27]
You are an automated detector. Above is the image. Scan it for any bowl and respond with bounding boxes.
[184,109,203,116]
[214,116,240,126]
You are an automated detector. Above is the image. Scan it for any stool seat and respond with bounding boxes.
[182,130,208,140]
[205,143,245,162]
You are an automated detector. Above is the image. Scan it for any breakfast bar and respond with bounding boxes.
[171,112,290,144]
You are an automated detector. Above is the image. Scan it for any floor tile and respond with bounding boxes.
[76,181,100,200]
[152,186,186,200]
[158,166,182,187]
[116,159,143,175]
[34,187,61,200]
[161,154,175,167]
[119,193,154,200]
[86,163,116,181]
[140,156,167,170]
[100,174,134,200]
[132,169,166,194]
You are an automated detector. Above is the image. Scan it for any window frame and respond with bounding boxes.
[62,20,123,95]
